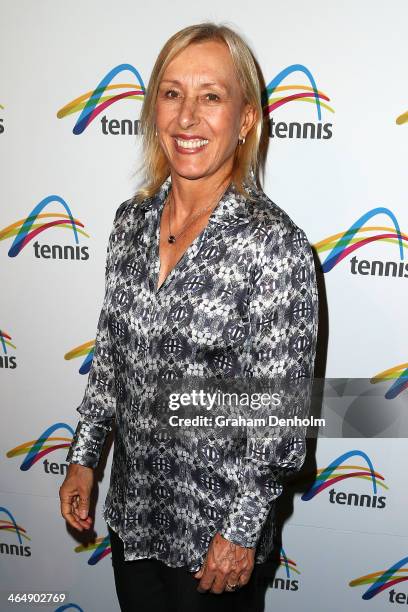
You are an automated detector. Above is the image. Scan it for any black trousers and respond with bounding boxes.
[107,524,268,612]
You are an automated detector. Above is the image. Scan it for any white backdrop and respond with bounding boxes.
[1,1,408,610]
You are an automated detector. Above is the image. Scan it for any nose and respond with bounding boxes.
[178,95,200,129]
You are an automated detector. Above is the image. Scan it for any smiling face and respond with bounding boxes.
[155,40,256,182]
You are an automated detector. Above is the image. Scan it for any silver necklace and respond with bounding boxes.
[166,186,228,244]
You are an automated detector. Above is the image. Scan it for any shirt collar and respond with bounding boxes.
[139,175,254,227]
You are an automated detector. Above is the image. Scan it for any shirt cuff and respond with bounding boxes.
[218,486,281,548]
[65,419,110,469]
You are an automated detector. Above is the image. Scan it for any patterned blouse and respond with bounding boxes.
[65,177,319,572]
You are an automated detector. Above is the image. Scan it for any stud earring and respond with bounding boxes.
[238,135,246,145]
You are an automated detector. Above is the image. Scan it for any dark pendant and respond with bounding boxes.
[168,235,176,244]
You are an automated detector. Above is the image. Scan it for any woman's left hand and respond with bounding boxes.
[193,532,255,594]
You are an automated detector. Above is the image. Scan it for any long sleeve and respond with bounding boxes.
[218,224,319,548]
[65,203,125,469]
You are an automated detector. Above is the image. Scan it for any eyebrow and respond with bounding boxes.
[160,79,230,91]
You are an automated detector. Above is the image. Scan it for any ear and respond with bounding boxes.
[239,103,257,139]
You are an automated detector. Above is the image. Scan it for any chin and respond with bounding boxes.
[171,165,212,181]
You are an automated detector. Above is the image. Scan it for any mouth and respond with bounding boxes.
[173,137,209,153]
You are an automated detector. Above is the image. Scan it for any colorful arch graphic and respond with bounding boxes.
[263,64,334,120]
[301,450,388,501]
[0,196,89,257]
[396,110,408,125]
[65,340,95,375]
[350,556,408,600]
[371,362,408,399]
[55,605,83,612]
[0,507,31,545]
[279,548,300,578]
[57,64,145,134]
[0,329,16,354]
[75,533,111,565]
[6,423,75,470]
[315,207,408,272]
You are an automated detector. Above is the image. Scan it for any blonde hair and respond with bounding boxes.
[134,22,266,203]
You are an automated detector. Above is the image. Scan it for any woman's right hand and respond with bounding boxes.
[59,463,95,531]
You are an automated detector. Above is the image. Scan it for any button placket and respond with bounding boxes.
[124,205,158,537]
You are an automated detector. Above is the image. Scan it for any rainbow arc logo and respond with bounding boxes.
[7,423,75,470]
[0,196,88,257]
[279,547,300,577]
[0,329,16,354]
[396,109,408,125]
[57,63,145,134]
[301,450,387,500]
[350,557,408,599]
[75,534,111,565]
[65,340,95,375]
[263,64,334,119]
[371,362,408,399]
[0,507,30,545]
[315,207,408,272]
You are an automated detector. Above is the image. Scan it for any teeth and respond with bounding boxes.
[175,138,209,149]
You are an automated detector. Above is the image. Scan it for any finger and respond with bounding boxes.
[60,499,86,531]
[194,555,208,579]
[226,572,240,589]
[210,571,229,594]
[197,567,217,593]
[72,505,93,528]
[60,494,77,519]
[71,496,82,516]
[77,494,90,519]
[61,497,92,531]
[193,566,204,579]
[237,567,253,587]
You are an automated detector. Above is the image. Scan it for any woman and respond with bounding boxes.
[60,22,319,612]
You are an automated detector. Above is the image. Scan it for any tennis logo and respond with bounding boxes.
[269,548,301,591]
[0,196,90,260]
[396,109,408,125]
[75,533,111,565]
[7,423,75,475]
[315,207,408,276]
[263,64,334,139]
[57,63,145,135]
[301,450,387,508]
[350,556,408,604]
[65,340,95,375]
[0,328,16,369]
[371,362,408,399]
[0,507,31,557]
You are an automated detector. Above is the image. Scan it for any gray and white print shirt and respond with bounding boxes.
[65,177,319,572]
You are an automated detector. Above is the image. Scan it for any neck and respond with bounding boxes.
[168,168,233,221]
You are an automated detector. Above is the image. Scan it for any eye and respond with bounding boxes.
[164,89,180,99]
[205,93,220,102]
